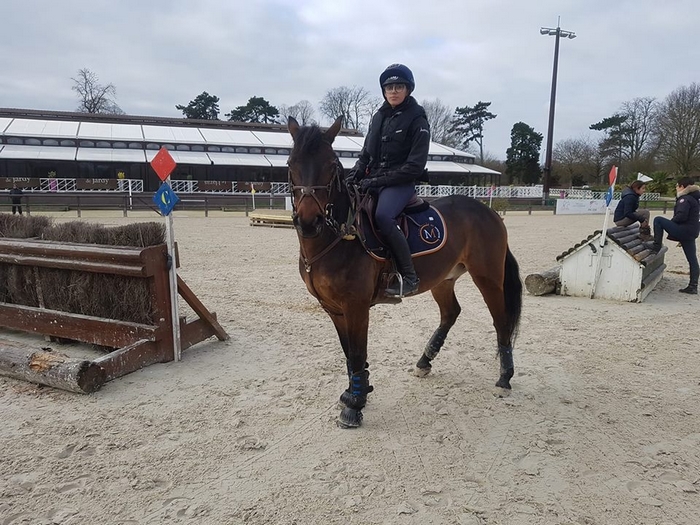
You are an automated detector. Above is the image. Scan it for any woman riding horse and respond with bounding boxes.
[348,63,430,297]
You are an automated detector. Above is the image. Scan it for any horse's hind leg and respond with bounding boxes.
[415,279,461,376]
[470,274,515,389]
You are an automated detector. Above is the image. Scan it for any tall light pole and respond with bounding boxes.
[540,18,576,203]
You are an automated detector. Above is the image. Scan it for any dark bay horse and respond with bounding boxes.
[287,116,522,428]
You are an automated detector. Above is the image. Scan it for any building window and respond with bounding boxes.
[146,143,160,150]
[208,146,221,152]
[176,144,191,151]
[80,141,95,147]
[235,147,248,153]
[277,148,290,155]
[222,146,236,153]
[113,142,127,149]
[26,138,41,145]
[249,147,261,154]
[128,142,143,149]
[43,139,59,146]
[96,141,111,148]
[60,140,76,147]
[191,145,204,152]
[7,137,23,145]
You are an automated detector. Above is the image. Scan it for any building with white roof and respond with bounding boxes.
[0,108,500,192]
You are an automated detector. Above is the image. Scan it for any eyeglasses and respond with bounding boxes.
[384,84,407,93]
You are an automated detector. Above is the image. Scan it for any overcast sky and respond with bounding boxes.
[1,0,698,159]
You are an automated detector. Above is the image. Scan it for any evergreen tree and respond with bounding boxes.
[176,92,220,120]
[451,101,496,163]
[226,96,280,123]
[506,122,543,185]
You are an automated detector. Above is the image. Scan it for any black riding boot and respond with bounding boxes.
[679,278,698,295]
[384,226,419,297]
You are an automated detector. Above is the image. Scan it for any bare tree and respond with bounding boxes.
[655,83,700,176]
[479,151,506,174]
[71,68,123,114]
[553,136,603,186]
[278,100,317,126]
[619,97,659,169]
[421,98,458,147]
[319,86,379,131]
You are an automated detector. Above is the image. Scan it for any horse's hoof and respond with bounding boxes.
[337,407,363,428]
[495,377,512,389]
[413,365,432,377]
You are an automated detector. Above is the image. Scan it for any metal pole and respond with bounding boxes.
[542,27,561,205]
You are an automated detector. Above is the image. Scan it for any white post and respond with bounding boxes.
[590,165,617,298]
[128,179,133,210]
[251,187,256,210]
[164,175,182,361]
[589,208,611,298]
[488,185,494,208]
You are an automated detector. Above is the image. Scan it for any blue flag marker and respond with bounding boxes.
[605,186,614,206]
[154,183,179,215]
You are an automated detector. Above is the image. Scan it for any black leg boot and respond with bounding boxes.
[679,278,698,294]
[383,226,419,297]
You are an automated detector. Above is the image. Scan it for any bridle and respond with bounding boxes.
[289,157,343,218]
[288,154,346,272]
[288,155,345,234]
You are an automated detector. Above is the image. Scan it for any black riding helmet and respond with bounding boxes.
[379,63,415,94]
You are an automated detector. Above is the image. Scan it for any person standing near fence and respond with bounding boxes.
[9,184,23,215]
[646,177,700,294]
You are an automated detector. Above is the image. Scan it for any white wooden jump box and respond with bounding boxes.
[556,225,667,302]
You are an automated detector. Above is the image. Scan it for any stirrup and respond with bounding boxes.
[386,275,419,298]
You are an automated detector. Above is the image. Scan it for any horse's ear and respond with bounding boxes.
[288,116,300,140]
[324,116,343,144]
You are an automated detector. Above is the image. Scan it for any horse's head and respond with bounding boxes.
[287,116,344,238]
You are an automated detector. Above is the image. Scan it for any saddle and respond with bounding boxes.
[347,191,447,260]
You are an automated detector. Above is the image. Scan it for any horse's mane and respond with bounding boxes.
[290,125,329,161]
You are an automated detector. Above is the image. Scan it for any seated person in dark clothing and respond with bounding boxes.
[613,180,650,237]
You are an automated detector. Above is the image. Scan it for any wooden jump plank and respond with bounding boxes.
[93,339,166,382]
[0,238,146,264]
[0,302,160,348]
[0,254,147,277]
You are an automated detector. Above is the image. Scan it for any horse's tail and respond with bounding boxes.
[503,246,523,344]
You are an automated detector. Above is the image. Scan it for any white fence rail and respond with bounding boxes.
[7,179,661,202]
[550,188,661,201]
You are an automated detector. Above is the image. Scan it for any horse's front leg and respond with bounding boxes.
[331,306,371,428]
[328,312,372,408]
